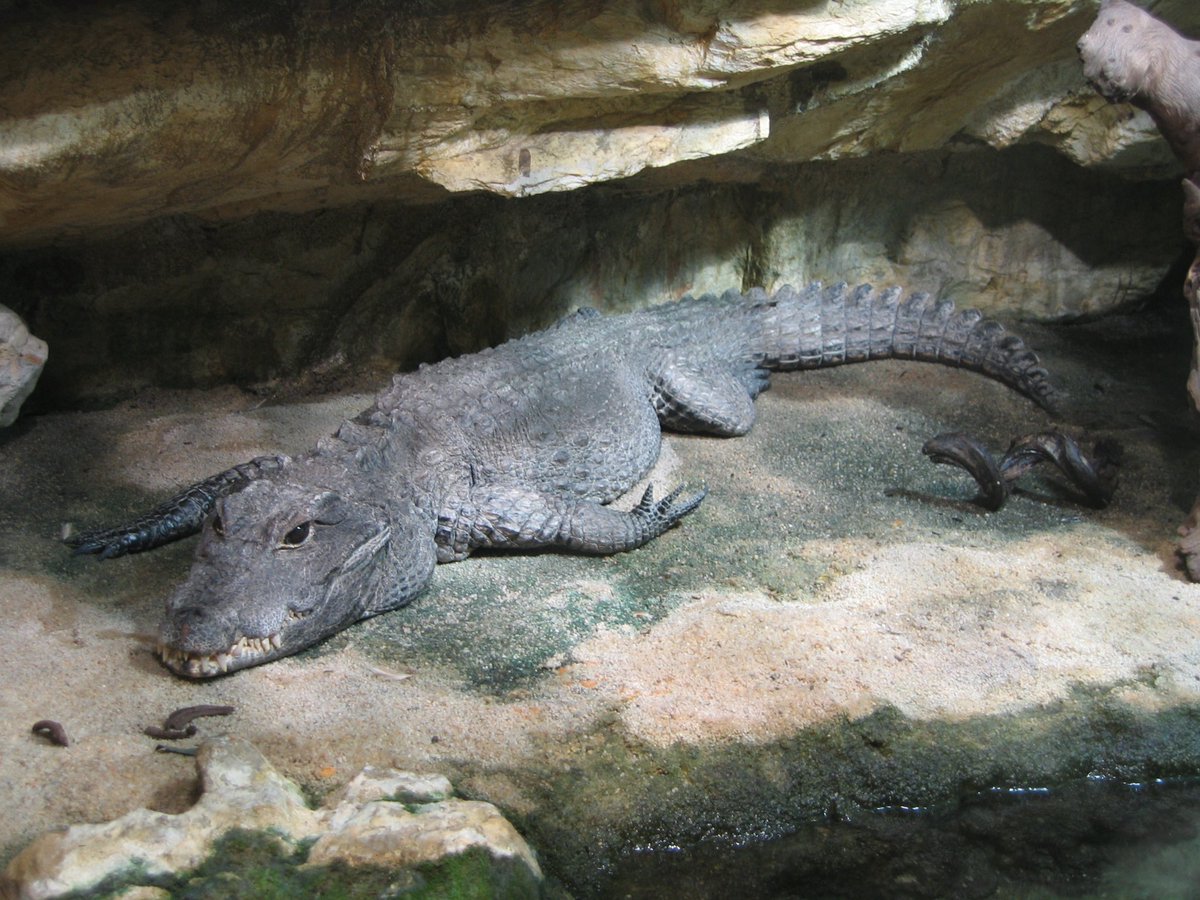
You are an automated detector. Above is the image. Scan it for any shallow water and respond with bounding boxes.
[598,777,1200,899]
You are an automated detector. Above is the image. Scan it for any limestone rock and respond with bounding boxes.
[106,890,170,900]
[2,1,1196,407]
[0,736,540,900]
[327,766,454,807]
[1,738,320,899]
[0,306,46,427]
[309,800,542,876]
[5,135,1183,409]
[2,0,1199,245]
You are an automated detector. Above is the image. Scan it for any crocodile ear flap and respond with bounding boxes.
[361,497,437,615]
[337,522,392,575]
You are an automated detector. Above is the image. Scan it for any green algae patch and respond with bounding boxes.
[76,828,544,900]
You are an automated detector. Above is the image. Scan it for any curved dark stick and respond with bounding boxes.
[1001,432,1119,509]
[67,456,287,559]
[163,704,235,731]
[155,745,198,756]
[31,720,70,747]
[144,724,198,741]
[921,432,1008,510]
[922,431,1119,510]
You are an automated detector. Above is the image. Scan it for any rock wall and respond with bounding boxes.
[1,737,542,899]
[0,0,1197,406]
[1,0,1192,243]
[2,143,1185,408]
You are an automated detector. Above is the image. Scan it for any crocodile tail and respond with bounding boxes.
[752,282,1057,409]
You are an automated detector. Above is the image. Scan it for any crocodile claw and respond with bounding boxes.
[633,484,707,537]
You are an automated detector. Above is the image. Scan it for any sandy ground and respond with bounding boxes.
[2,307,1199,890]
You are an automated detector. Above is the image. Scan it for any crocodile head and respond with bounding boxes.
[157,474,436,678]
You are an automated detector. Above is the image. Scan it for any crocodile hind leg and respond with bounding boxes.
[435,483,706,562]
[67,456,288,558]
[651,359,770,436]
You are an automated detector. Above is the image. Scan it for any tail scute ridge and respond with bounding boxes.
[752,281,1058,408]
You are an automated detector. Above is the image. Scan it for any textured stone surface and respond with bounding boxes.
[0,305,46,426]
[1,143,1184,409]
[1,0,1197,246]
[0,736,539,899]
[328,766,454,807]
[310,799,541,875]
[2,2,1196,407]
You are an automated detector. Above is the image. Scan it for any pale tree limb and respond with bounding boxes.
[1080,0,1200,577]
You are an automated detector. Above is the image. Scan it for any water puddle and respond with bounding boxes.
[598,776,1200,898]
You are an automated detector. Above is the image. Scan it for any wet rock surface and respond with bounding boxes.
[0,300,1198,894]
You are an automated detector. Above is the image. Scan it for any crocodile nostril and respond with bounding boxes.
[174,605,210,640]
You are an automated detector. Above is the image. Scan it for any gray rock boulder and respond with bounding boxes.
[0,306,46,427]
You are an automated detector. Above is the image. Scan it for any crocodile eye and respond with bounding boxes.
[211,515,224,537]
[281,521,312,548]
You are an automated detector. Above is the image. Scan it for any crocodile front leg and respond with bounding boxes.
[435,483,706,562]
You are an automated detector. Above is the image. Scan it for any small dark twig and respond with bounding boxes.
[31,720,70,747]
[155,744,198,756]
[922,433,1007,510]
[163,704,235,731]
[144,724,198,741]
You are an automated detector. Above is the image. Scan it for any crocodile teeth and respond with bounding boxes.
[157,629,284,677]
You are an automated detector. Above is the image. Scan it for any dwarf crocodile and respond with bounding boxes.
[70,282,1054,677]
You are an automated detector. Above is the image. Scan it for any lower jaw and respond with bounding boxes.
[158,633,282,678]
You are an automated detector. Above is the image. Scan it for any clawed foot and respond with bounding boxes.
[632,484,707,539]
[921,431,1120,511]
